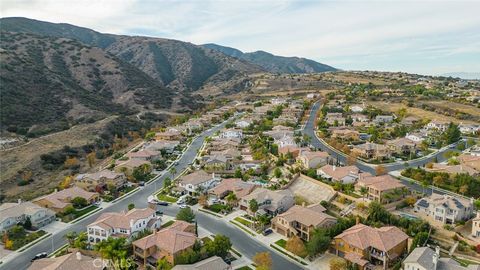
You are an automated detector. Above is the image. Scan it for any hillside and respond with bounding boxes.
[0,31,173,136]
[202,43,336,74]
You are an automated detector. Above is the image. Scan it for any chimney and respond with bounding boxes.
[76,252,82,261]
[17,198,22,204]
[333,165,336,171]
[356,216,360,225]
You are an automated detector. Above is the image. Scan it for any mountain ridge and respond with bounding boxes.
[202,43,336,74]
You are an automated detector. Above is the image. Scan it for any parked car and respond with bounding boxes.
[31,252,48,262]
[139,181,145,187]
[262,229,273,236]
[155,210,163,215]
[157,201,169,206]
[179,204,188,209]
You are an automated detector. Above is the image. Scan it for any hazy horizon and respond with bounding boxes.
[2,0,479,77]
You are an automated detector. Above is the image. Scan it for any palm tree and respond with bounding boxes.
[94,237,131,270]
[360,187,368,201]
[421,180,429,195]
[64,231,77,246]
[169,167,177,177]
[225,193,238,207]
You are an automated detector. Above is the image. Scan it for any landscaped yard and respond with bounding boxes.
[2,225,47,250]
[60,205,99,222]
[234,217,252,227]
[161,220,175,228]
[207,204,230,213]
[275,239,287,248]
[157,193,178,203]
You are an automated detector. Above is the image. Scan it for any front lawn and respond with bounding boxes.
[60,205,99,222]
[206,204,230,213]
[161,220,175,228]
[2,225,47,250]
[275,239,287,248]
[157,193,178,203]
[234,217,252,227]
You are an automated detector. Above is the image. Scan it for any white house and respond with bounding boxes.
[87,208,161,243]
[297,150,329,169]
[274,135,297,148]
[350,104,364,113]
[404,246,479,270]
[235,120,251,129]
[374,115,394,124]
[178,170,221,195]
[459,124,480,134]
[414,194,474,224]
[427,120,449,132]
[472,212,480,238]
[0,201,56,232]
[405,132,426,143]
[220,129,243,139]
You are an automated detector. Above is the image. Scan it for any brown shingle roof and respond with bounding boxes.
[89,208,155,230]
[335,224,408,252]
[275,204,336,227]
[132,221,196,254]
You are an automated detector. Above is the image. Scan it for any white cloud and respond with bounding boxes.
[1,0,479,74]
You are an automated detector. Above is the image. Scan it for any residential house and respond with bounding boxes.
[202,154,232,172]
[28,252,103,270]
[385,137,417,155]
[472,212,480,238]
[331,128,360,141]
[239,188,294,216]
[235,119,252,129]
[355,175,405,203]
[220,129,243,139]
[414,194,474,224]
[374,115,394,124]
[352,114,369,123]
[297,150,329,169]
[459,124,480,135]
[178,170,220,195]
[172,256,229,270]
[272,204,336,241]
[427,120,449,132]
[458,154,480,172]
[0,201,56,232]
[133,220,196,267]
[401,116,420,126]
[275,135,297,148]
[264,129,294,140]
[332,224,409,270]
[75,170,127,192]
[279,146,302,159]
[145,140,180,153]
[126,149,161,161]
[306,93,318,99]
[326,113,346,126]
[115,159,151,176]
[208,138,241,152]
[209,178,256,202]
[33,187,99,213]
[317,165,371,184]
[350,104,365,113]
[87,208,161,243]
[352,142,390,160]
[155,130,183,141]
[404,246,480,270]
[405,132,426,143]
[426,163,478,176]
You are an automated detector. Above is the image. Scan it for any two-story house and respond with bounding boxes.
[414,194,474,224]
[472,212,480,238]
[272,204,336,241]
[426,120,449,132]
[125,149,161,161]
[317,165,371,184]
[0,201,56,232]
[75,170,127,192]
[87,208,161,243]
[33,186,99,213]
[209,178,257,202]
[297,150,329,169]
[404,246,480,270]
[239,188,294,216]
[355,175,405,203]
[352,142,390,160]
[133,220,196,267]
[385,137,417,155]
[332,224,409,270]
[220,129,243,139]
[178,170,220,195]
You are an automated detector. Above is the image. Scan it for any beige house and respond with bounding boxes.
[297,150,329,169]
[209,178,256,201]
[155,130,183,141]
[0,201,56,232]
[331,129,360,140]
[355,175,405,203]
[272,204,336,241]
[332,224,409,270]
[133,221,196,267]
[172,256,229,270]
[75,170,127,192]
[239,188,294,216]
[178,170,220,195]
[28,251,103,270]
[125,149,161,161]
[472,212,480,238]
[317,165,371,184]
[33,187,99,213]
[115,159,151,176]
[352,142,390,160]
[385,138,417,155]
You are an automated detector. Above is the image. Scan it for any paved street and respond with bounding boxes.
[302,100,459,196]
[1,118,303,270]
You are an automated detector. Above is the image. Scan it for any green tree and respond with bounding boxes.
[410,232,429,251]
[156,258,172,270]
[127,203,135,211]
[64,231,78,246]
[274,168,282,178]
[23,217,32,230]
[443,122,461,144]
[163,177,172,188]
[174,249,200,265]
[74,232,88,250]
[71,197,88,208]
[306,229,331,256]
[249,199,259,215]
[95,237,131,270]
[205,234,232,259]
[176,207,196,223]
[234,168,243,178]
[360,187,368,201]
[225,192,238,206]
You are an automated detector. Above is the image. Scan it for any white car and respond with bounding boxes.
[179,204,188,209]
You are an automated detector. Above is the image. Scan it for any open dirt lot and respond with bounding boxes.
[287,175,336,204]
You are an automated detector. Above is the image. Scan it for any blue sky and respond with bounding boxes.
[2,0,480,75]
